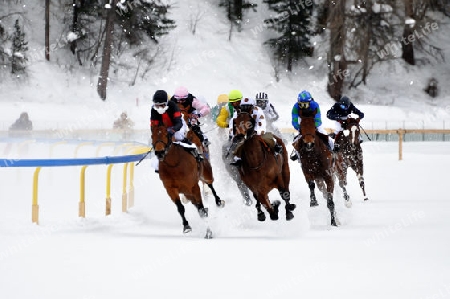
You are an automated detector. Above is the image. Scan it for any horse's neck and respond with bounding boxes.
[242,135,265,159]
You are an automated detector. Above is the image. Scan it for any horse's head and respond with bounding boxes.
[299,110,317,151]
[341,117,361,149]
[234,112,256,139]
[150,124,171,160]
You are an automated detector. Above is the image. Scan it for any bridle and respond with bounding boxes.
[152,126,172,161]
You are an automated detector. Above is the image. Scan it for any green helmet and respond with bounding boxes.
[228,89,243,102]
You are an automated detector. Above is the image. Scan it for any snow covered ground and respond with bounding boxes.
[1,136,449,299]
[1,1,450,298]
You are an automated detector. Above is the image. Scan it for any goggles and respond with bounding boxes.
[154,102,167,108]
[298,102,310,109]
[340,104,348,110]
[229,97,242,103]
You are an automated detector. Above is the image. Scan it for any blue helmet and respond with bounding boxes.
[298,90,312,102]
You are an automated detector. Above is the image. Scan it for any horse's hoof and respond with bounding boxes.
[244,198,253,206]
[270,200,281,221]
[287,203,296,211]
[257,212,266,221]
[331,218,340,227]
[183,225,192,234]
[286,211,294,221]
[216,200,225,208]
[198,208,208,218]
[364,197,369,201]
[204,228,213,239]
[310,200,319,207]
[345,200,352,208]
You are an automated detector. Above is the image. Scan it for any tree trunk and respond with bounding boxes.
[70,0,78,55]
[97,0,117,101]
[402,0,415,65]
[327,0,347,101]
[45,0,49,61]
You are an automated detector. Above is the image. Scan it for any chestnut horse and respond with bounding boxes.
[334,116,368,207]
[151,124,224,237]
[233,112,296,221]
[292,110,338,226]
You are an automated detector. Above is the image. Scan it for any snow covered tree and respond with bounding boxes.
[11,19,28,74]
[219,0,257,39]
[263,0,314,72]
[0,23,7,65]
[116,0,176,45]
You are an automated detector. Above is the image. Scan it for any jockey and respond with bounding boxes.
[290,90,333,160]
[150,90,201,172]
[216,89,243,133]
[170,86,211,147]
[150,90,186,142]
[326,95,364,152]
[255,92,279,122]
[229,97,283,167]
[211,94,229,122]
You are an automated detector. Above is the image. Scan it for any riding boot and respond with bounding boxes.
[274,143,283,154]
[230,156,242,167]
[290,150,299,161]
[181,137,192,145]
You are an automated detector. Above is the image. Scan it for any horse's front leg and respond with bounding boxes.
[174,199,191,233]
[308,181,319,207]
[354,158,368,201]
[207,183,225,207]
[278,189,295,221]
[257,192,280,221]
[166,187,191,233]
[325,181,338,227]
[254,194,265,221]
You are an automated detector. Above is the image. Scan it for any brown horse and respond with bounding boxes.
[233,112,295,221]
[292,109,338,226]
[334,116,368,207]
[151,124,224,237]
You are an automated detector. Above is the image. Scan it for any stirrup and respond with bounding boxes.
[290,152,298,161]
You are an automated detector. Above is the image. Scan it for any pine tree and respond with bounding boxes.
[11,19,28,74]
[219,0,257,39]
[263,0,313,71]
[116,0,176,45]
[0,23,7,65]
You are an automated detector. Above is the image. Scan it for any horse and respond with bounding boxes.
[292,110,338,226]
[150,124,224,237]
[333,116,368,207]
[232,111,296,221]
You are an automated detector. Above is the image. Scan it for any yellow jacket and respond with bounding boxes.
[216,105,232,128]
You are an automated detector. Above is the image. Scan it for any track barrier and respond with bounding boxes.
[0,138,151,224]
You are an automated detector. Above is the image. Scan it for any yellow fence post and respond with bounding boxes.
[129,162,135,208]
[79,166,88,217]
[122,163,128,212]
[105,164,113,216]
[32,167,41,224]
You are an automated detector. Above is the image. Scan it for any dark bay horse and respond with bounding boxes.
[151,124,223,237]
[292,110,338,226]
[334,116,368,207]
[233,112,296,221]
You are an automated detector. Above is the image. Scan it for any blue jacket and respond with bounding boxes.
[291,101,322,131]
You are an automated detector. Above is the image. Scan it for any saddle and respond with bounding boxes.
[175,140,204,162]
